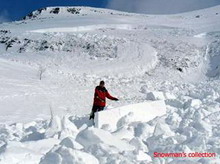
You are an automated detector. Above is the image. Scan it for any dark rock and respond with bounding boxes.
[50,8,60,14]
[177,68,183,72]
[38,8,46,14]
[67,8,81,14]
[0,37,10,44]
[0,30,10,34]
[23,8,46,20]
[6,39,17,50]
[19,47,25,53]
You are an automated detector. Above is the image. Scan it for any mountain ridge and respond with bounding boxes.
[21,5,220,21]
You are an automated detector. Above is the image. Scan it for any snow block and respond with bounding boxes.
[184,99,202,109]
[40,145,99,164]
[94,101,166,131]
[153,122,175,137]
[164,92,176,99]
[76,127,135,151]
[60,137,84,150]
[146,91,165,100]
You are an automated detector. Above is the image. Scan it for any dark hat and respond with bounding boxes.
[100,80,105,85]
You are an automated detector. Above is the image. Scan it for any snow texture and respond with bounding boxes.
[0,5,220,164]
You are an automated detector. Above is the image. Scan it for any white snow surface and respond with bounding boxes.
[0,5,220,164]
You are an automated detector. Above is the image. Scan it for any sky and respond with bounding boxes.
[108,0,220,14]
[0,0,220,23]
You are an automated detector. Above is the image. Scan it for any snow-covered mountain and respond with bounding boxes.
[0,6,220,164]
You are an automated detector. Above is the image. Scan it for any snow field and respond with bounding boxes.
[0,86,219,163]
[0,5,220,164]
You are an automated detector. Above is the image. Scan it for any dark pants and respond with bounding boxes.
[89,105,104,119]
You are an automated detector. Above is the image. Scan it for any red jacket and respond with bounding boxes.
[93,86,116,107]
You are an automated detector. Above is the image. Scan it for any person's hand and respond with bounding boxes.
[114,98,119,101]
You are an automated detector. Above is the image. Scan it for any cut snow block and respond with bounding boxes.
[95,101,166,131]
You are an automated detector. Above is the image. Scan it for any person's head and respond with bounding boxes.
[99,81,105,88]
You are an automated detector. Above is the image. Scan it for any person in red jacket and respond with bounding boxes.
[89,81,118,119]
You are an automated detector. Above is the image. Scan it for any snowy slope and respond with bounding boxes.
[0,6,220,164]
[0,6,219,123]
